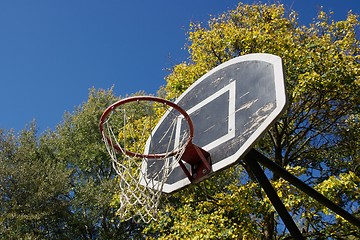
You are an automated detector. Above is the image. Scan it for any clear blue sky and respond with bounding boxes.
[0,0,359,133]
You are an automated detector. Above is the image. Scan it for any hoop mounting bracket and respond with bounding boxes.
[177,143,211,183]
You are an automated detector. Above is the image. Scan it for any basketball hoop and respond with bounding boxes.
[99,96,211,223]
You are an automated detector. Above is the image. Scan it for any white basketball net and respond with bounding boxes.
[101,99,190,223]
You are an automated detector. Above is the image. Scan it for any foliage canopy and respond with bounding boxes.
[147,2,360,239]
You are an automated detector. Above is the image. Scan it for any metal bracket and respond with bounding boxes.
[177,143,211,183]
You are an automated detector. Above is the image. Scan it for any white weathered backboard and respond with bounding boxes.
[143,53,287,193]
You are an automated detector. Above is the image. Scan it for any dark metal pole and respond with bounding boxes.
[243,153,304,240]
[247,148,360,228]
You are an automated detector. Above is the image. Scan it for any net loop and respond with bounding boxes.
[100,96,192,223]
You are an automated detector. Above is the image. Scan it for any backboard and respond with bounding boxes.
[142,53,287,193]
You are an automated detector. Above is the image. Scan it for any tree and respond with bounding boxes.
[145,3,360,239]
[51,87,158,239]
[52,87,145,239]
[0,88,149,239]
[0,124,73,239]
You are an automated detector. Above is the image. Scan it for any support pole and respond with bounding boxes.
[247,148,360,228]
[243,153,304,240]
